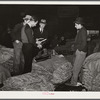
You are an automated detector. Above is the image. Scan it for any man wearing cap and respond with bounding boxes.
[21,16,38,74]
[71,17,87,86]
[34,19,49,55]
[11,15,32,75]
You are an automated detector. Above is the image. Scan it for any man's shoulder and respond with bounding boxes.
[12,23,23,33]
[15,23,23,28]
[81,27,87,31]
[34,28,40,34]
[80,27,87,34]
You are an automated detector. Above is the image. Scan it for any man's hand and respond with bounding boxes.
[15,40,20,43]
[36,38,47,49]
[37,44,42,49]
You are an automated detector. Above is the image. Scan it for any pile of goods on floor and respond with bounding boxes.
[82,52,100,91]
[0,45,13,85]
[1,55,72,91]
[1,43,100,91]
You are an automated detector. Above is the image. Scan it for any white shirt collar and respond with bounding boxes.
[27,23,31,28]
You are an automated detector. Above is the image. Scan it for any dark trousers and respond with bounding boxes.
[22,43,38,73]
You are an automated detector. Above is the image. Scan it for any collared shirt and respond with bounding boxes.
[34,27,48,39]
[39,28,44,33]
[27,23,32,28]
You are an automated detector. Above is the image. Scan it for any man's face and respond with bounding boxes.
[24,19,30,24]
[75,23,82,29]
[30,20,38,27]
[39,23,46,29]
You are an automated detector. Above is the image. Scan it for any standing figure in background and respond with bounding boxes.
[21,16,38,74]
[11,15,32,75]
[71,17,87,86]
[34,19,49,55]
[58,36,66,46]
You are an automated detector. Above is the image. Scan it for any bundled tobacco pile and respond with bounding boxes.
[0,45,13,84]
[32,55,72,84]
[0,64,11,84]
[0,45,14,73]
[82,52,100,91]
[1,55,72,91]
[1,73,54,91]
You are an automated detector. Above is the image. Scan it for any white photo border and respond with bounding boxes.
[0,1,100,99]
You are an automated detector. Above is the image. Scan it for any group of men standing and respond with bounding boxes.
[11,15,48,75]
[11,15,87,87]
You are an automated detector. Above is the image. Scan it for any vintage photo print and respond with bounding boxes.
[0,0,100,99]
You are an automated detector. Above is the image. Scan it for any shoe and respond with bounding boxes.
[76,82,82,86]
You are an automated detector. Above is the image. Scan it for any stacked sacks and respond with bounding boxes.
[1,55,72,91]
[32,55,72,84]
[0,64,11,84]
[1,59,54,91]
[0,45,13,63]
[0,45,13,84]
[51,55,72,83]
[82,52,100,91]
[0,45,14,73]
[1,73,54,91]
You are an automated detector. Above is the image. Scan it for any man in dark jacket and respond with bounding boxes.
[71,17,87,86]
[34,19,49,56]
[11,15,32,75]
[21,16,38,74]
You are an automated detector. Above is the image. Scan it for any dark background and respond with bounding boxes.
[0,5,100,47]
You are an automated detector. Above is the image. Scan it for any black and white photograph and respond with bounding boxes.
[0,2,100,97]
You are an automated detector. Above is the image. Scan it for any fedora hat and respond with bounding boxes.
[23,15,33,20]
[74,17,85,25]
[40,19,46,24]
